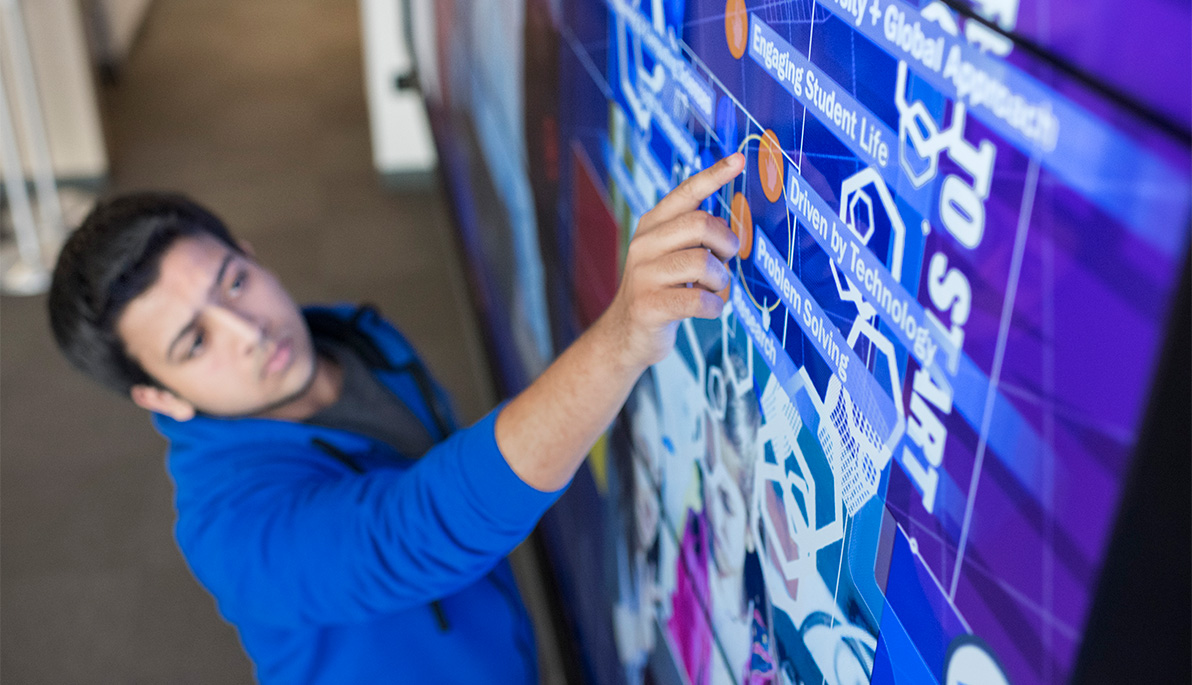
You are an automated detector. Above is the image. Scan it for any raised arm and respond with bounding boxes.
[496,152,745,492]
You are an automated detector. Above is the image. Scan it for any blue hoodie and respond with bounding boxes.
[153,305,565,683]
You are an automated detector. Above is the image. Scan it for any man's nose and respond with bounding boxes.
[209,304,263,353]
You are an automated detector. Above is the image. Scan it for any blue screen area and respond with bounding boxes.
[423,1,1191,683]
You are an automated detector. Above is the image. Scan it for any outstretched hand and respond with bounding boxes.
[598,152,746,371]
[496,153,746,492]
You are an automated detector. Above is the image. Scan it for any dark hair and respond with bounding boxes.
[48,192,241,395]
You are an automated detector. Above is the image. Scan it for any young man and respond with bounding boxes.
[48,153,745,683]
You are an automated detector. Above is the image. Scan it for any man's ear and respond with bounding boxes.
[130,384,196,421]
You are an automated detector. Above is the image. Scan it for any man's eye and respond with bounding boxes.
[187,331,206,359]
[229,270,247,295]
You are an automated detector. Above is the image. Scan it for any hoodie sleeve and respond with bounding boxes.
[174,405,565,626]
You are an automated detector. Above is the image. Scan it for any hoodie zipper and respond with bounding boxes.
[430,600,450,631]
[310,437,364,473]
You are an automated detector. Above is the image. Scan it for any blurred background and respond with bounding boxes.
[0,0,560,681]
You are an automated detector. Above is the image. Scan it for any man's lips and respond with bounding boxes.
[262,339,293,378]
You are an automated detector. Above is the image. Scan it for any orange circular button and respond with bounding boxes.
[725,0,748,59]
[731,191,753,259]
[759,129,784,203]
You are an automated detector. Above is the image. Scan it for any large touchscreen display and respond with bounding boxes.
[532,2,1191,684]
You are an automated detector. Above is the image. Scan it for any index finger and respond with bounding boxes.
[648,153,745,225]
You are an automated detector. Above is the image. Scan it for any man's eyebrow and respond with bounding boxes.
[212,251,234,292]
[166,251,234,361]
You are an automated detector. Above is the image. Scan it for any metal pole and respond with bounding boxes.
[1,0,64,244]
[0,0,62,294]
[0,49,50,293]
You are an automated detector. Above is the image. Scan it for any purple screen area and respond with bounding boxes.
[990,0,1192,129]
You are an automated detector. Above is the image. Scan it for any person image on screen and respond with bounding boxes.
[665,344,769,685]
[667,451,716,685]
[47,154,747,683]
[610,369,666,684]
[702,343,774,685]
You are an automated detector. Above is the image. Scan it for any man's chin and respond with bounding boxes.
[193,358,320,420]
[249,359,321,418]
